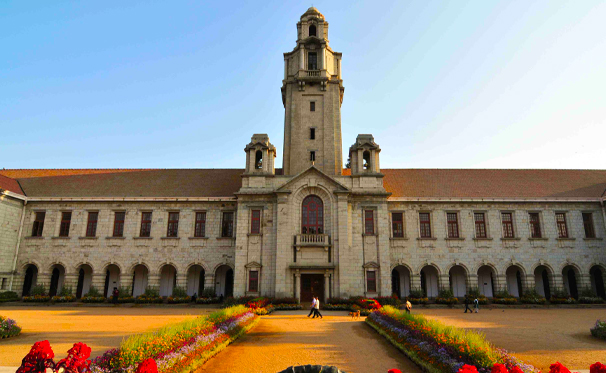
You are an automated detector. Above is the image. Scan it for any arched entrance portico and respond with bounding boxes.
[505,265,524,298]
[131,264,149,297]
[22,264,38,296]
[477,265,496,298]
[49,264,66,297]
[391,265,410,298]
[76,264,93,298]
[449,265,467,297]
[563,265,579,300]
[159,264,177,297]
[104,264,120,298]
[187,265,205,296]
[590,266,605,299]
[534,265,552,299]
[215,265,233,297]
[420,265,439,298]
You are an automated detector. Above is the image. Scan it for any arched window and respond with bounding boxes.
[255,150,263,169]
[309,25,317,37]
[363,151,371,170]
[301,195,323,234]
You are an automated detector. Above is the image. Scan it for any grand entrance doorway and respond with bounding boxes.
[301,274,324,302]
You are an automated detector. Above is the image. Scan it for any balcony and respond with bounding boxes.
[295,234,330,247]
[295,69,329,81]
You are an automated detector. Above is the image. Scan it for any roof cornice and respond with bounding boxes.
[388,197,602,203]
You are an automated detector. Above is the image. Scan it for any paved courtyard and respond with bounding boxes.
[417,308,606,371]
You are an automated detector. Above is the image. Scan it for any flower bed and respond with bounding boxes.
[591,320,606,341]
[1,315,22,339]
[409,297,429,305]
[492,298,518,305]
[436,297,459,306]
[0,291,20,303]
[579,297,605,304]
[366,306,538,373]
[273,304,303,311]
[51,295,76,303]
[167,296,191,304]
[117,296,136,303]
[196,297,220,304]
[549,297,577,304]
[82,296,106,303]
[23,295,51,302]
[89,305,257,372]
[135,295,163,304]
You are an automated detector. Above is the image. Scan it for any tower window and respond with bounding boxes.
[310,151,316,162]
[309,24,316,37]
[310,128,315,140]
[308,52,317,70]
[363,151,371,170]
[255,150,263,169]
[310,102,315,111]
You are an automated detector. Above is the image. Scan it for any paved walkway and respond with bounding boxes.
[198,311,421,373]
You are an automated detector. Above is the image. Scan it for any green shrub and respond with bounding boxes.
[59,285,73,297]
[197,297,220,304]
[408,288,424,298]
[520,289,547,304]
[493,297,518,305]
[326,297,354,305]
[144,286,159,297]
[467,287,481,298]
[408,297,429,305]
[493,289,512,299]
[30,284,46,296]
[579,296,604,304]
[86,286,102,297]
[172,287,188,297]
[222,296,255,307]
[270,297,299,305]
[590,320,606,340]
[201,288,216,298]
[436,297,459,306]
[438,289,454,298]
[118,286,131,298]
[375,296,401,307]
[580,287,598,298]
[0,291,19,302]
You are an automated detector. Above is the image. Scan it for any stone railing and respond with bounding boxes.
[295,234,330,246]
[306,70,321,77]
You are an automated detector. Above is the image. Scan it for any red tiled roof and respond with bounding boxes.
[1,168,606,199]
[0,173,24,196]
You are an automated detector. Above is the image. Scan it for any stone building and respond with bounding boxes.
[1,7,605,302]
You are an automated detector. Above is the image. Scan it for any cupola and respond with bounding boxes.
[244,134,276,175]
[348,134,381,175]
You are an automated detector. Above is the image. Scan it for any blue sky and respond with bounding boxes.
[1,1,604,169]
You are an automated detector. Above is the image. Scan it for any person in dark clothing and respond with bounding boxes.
[192,292,197,303]
[112,287,119,305]
[464,295,473,313]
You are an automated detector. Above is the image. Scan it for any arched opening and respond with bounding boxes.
[590,266,605,299]
[562,265,579,300]
[534,265,552,299]
[363,151,371,170]
[391,265,410,298]
[22,264,38,296]
[309,24,316,37]
[420,265,439,298]
[255,150,263,170]
[49,264,66,297]
[449,265,467,297]
[76,264,93,298]
[131,264,149,297]
[477,265,496,298]
[159,264,177,297]
[301,195,324,234]
[215,265,234,297]
[506,265,524,297]
[187,265,205,296]
[104,264,121,298]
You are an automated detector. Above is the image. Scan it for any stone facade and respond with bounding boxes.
[0,193,25,290]
[2,7,606,301]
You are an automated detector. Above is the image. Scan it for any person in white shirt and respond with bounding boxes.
[307,296,317,317]
[312,296,323,319]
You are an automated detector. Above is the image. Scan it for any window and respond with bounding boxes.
[310,151,315,162]
[529,213,542,238]
[419,212,431,238]
[363,151,371,170]
[31,211,45,237]
[85,212,98,237]
[367,271,377,293]
[447,213,459,238]
[310,128,316,140]
[255,150,263,169]
[392,212,404,238]
[556,213,568,238]
[222,212,234,237]
[167,212,179,237]
[194,212,206,237]
[140,212,152,237]
[251,209,261,234]
[59,212,72,237]
[302,195,323,234]
[364,210,374,235]
[308,52,317,70]
[474,213,487,238]
[310,102,315,112]
[112,211,125,237]
[249,270,259,292]
[501,212,515,238]
[583,213,596,238]
[309,24,316,37]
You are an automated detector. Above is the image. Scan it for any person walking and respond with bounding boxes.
[464,295,473,313]
[474,297,480,313]
[112,287,119,305]
[313,296,323,319]
[307,296,317,317]
[405,299,412,314]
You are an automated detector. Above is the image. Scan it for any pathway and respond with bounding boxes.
[198,311,421,373]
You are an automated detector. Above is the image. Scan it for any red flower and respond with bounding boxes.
[550,362,571,373]
[56,342,92,373]
[590,362,606,373]
[459,365,479,373]
[492,364,508,373]
[135,358,158,373]
[509,366,524,373]
[17,340,55,373]
[388,370,402,373]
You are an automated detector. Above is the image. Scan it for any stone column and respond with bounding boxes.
[284,59,288,80]
[64,273,79,295]
[205,273,215,296]
[324,272,330,302]
[439,274,450,293]
[410,273,422,293]
[176,274,187,290]
[468,274,479,293]
[524,274,536,295]
[320,47,325,70]
[37,273,51,294]
[92,273,107,296]
[148,274,160,291]
[299,45,305,70]
[295,271,301,302]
